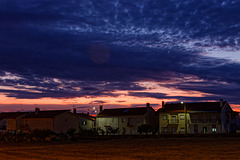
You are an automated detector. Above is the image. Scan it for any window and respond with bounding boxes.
[180,115,185,120]
[122,118,126,123]
[212,124,216,132]
[172,116,177,123]
[194,124,198,133]
[163,115,168,120]
[203,127,207,133]
[82,121,87,125]
[212,128,216,132]
[172,127,177,134]
[162,127,168,133]
[180,128,185,132]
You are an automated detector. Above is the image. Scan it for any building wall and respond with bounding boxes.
[119,115,145,134]
[7,115,26,132]
[221,103,237,133]
[16,116,25,132]
[159,112,190,134]
[97,115,148,135]
[0,119,7,130]
[145,108,157,131]
[97,117,119,133]
[7,118,17,132]
[189,123,221,134]
[79,117,95,130]
[54,112,79,133]
[189,112,222,134]
[23,118,54,131]
[97,108,156,135]
[159,112,225,134]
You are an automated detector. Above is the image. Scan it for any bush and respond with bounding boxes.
[98,128,105,135]
[138,125,153,135]
[32,129,55,140]
[78,127,98,136]
[0,129,81,142]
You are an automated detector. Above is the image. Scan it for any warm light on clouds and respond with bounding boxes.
[0,0,240,111]
[136,81,211,98]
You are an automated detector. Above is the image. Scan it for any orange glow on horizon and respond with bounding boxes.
[0,81,239,112]
[231,104,240,112]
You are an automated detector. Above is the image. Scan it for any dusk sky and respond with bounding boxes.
[0,0,240,113]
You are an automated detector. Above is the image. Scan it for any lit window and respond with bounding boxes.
[180,128,185,132]
[212,128,216,132]
[82,121,87,125]
[203,127,207,133]
[212,124,216,132]
[180,115,185,120]
[163,115,168,120]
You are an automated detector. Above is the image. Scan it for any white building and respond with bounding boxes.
[96,103,156,135]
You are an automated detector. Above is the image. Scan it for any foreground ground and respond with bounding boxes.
[0,137,240,160]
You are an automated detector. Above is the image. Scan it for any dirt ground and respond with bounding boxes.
[0,137,240,160]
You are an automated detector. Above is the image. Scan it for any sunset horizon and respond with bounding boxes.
[1,1,240,113]
[1,1,240,159]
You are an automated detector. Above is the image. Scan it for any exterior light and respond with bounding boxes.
[93,107,95,110]
[95,110,97,113]
[181,101,184,104]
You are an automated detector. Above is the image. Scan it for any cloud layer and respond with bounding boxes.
[0,0,240,104]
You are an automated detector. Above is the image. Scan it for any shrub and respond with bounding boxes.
[78,127,98,136]
[138,125,152,135]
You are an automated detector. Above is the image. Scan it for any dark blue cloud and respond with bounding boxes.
[90,100,107,104]
[0,0,240,104]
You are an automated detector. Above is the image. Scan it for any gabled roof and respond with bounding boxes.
[77,113,96,121]
[0,112,30,120]
[158,102,227,113]
[97,107,151,117]
[23,110,70,118]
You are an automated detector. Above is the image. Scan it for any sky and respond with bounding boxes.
[0,0,240,113]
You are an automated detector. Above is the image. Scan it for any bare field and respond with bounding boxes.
[1,137,240,160]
